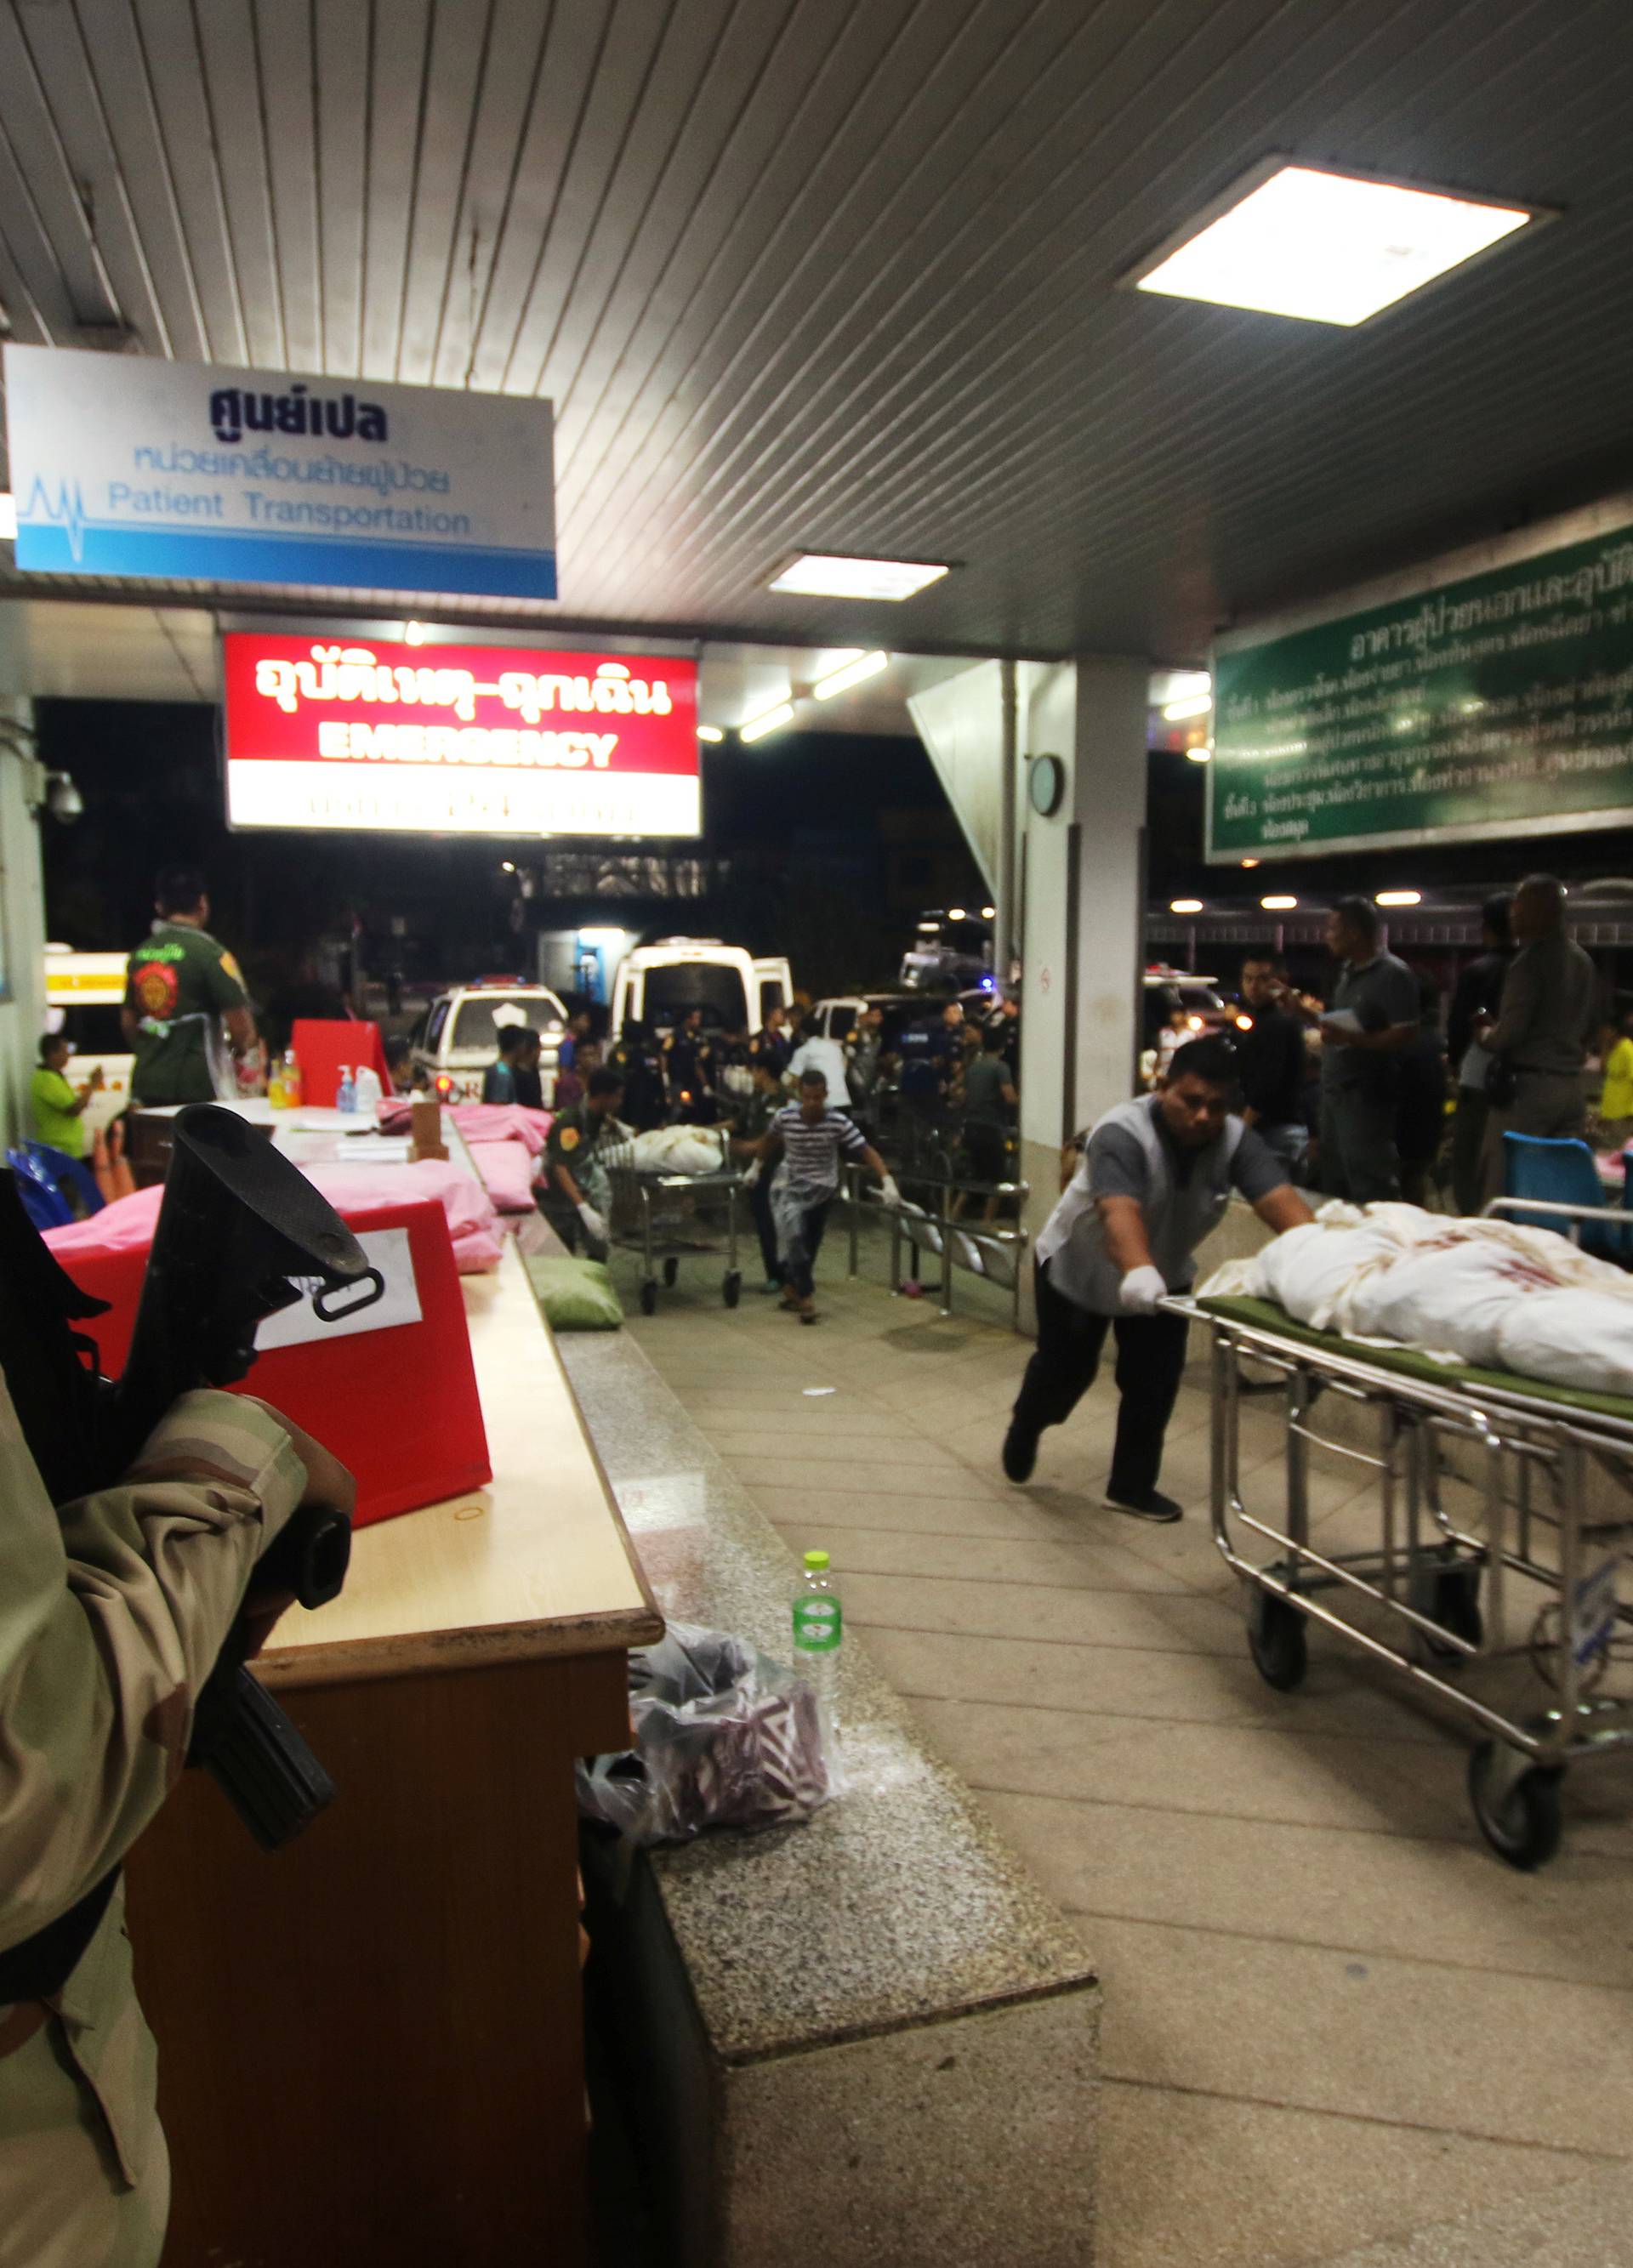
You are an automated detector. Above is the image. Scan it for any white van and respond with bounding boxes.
[43,946,133,1135]
[610,941,791,1037]
[409,978,571,1102]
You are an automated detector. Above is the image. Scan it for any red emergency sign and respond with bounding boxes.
[221,631,701,836]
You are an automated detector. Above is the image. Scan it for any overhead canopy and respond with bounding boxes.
[0,0,1622,663]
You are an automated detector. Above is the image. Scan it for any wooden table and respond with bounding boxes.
[125,1238,663,2267]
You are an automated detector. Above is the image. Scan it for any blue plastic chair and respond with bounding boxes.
[1501,1132,1630,1262]
[6,1148,74,1231]
[26,1142,105,1218]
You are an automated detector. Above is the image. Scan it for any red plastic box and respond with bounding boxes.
[56,1195,490,1529]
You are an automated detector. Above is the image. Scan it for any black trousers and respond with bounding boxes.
[1012,1259,1190,1502]
[748,1177,781,1282]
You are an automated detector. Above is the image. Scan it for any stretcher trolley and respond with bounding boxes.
[602,1137,746,1315]
[1175,1293,1633,1868]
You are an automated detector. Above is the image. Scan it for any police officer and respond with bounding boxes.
[123,867,258,1106]
[729,1059,788,1290]
[662,1008,715,1123]
[1002,1036,1312,1520]
[0,1383,353,2267]
[984,989,1021,1077]
[543,1066,628,1258]
[607,1020,665,1131]
[748,1003,792,1081]
[896,998,964,1160]
[845,1003,888,1134]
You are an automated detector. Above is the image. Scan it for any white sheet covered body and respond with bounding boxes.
[1203,1203,1633,1399]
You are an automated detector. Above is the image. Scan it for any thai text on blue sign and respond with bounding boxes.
[3,345,555,602]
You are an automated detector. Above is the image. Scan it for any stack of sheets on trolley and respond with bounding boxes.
[1203,1202,1633,1399]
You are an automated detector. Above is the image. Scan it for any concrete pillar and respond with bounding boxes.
[0,701,46,1149]
[1017,657,1148,1253]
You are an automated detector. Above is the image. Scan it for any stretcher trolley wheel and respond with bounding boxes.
[722,1270,742,1309]
[663,1256,680,1287]
[1247,1588,1307,1692]
[640,1278,658,1316]
[1468,1741,1563,1870]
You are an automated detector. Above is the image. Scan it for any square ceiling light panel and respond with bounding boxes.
[1127,160,1542,326]
[769,554,950,600]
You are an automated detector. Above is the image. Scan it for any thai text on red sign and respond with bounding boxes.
[222,633,698,776]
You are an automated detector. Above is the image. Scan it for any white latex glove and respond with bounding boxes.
[577,1201,609,1243]
[879,1174,902,1209]
[1118,1264,1167,1314]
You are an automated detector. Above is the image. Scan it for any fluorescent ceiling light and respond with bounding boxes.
[812,650,890,700]
[1376,890,1421,907]
[1186,745,1213,763]
[1164,692,1214,722]
[1129,160,1538,327]
[1260,895,1298,911]
[0,492,14,541]
[769,554,950,601]
[740,702,796,745]
[696,724,725,743]
[981,905,996,919]
[1170,898,1204,914]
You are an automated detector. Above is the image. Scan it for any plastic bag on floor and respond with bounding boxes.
[576,1621,832,1845]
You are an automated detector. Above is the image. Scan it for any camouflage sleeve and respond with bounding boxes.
[0,1387,307,1955]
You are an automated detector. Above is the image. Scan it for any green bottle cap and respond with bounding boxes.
[803,1549,830,1571]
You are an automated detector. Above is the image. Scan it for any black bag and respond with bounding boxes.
[1485,1054,1518,1108]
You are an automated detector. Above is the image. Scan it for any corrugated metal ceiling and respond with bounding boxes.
[2,0,1630,660]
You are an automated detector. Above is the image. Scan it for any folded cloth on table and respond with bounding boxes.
[45,1156,506,1276]
[377,1099,552,1153]
[467,1137,541,1214]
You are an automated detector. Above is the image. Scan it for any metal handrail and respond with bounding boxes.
[841,1163,1031,1323]
[1481,1194,1633,1248]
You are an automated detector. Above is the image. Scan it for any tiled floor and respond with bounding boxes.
[623,1247,1633,2268]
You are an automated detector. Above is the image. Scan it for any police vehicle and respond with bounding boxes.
[409,977,571,1102]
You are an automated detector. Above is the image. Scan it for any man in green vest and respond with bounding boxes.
[122,868,258,1106]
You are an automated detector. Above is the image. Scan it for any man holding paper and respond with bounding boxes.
[1276,897,1420,1204]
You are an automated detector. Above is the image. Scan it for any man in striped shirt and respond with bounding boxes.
[760,1069,899,1322]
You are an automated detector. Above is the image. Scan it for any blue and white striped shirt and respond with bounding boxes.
[771,1103,867,1197]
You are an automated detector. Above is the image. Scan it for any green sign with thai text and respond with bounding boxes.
[1207,516,1633,861]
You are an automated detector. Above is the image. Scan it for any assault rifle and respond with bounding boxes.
[0,1104,382,1852]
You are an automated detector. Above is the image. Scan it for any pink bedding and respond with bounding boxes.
[46,1157,506,1275]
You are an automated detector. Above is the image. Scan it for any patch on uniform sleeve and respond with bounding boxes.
[662,1036,673,1052]
[217,949,246,989]
[560,1126,581,1151]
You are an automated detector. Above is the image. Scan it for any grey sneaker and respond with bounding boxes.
[1103,1487,1183,1524]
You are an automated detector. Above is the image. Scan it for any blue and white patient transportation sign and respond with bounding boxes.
[3,344,555,601]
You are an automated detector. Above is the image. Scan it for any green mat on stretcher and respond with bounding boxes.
[1198,1294,1633,1427]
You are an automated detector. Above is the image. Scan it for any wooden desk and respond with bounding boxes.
[125,1240,663,2267]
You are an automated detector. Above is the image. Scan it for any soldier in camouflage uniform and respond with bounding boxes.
[0,1382,352,2268]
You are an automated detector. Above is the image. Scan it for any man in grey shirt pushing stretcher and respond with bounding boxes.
[1004,1037,1312,1521]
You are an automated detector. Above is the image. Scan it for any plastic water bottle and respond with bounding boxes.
[792,1549,844,1768]
[336,1065,356,1114]
[353,1064,384,1116]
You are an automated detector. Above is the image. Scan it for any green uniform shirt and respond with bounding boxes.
[546,1102,618,1186]
[126,923,249,1105]
[30,1068,86,1157]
